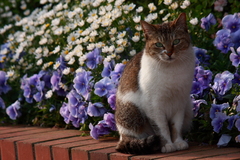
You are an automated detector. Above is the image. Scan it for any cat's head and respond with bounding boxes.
[141,13,191,63]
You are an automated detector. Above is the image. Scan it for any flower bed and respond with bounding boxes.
[0,0,240,145]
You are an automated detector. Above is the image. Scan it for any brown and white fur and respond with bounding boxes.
[115,13,195,154]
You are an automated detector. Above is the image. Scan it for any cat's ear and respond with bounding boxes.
[174,13,188,31]
[140,20,156,39]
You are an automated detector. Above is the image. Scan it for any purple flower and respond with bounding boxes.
[60,90,88,128]
[60,102,74,124]
[214,29,234,54]
[6,101,21,120]
[101,60,115,77]
[94,77,115,97]
[67,90,86,118]
[87,102,106,117]
[231,29,240,48]
[73,70,93,100]
[103,113,117,131]
[89,113,117,139]
[0,71,11,95]
[0,97,5,109]
[193,47,210,66]
[192,99,207,117]
[51,71,62,91]
[191,81,203,95]
[21,74,43,103]
[89,122,111,140]
[233,95,240,112]
[222,14,240,33]
[40,70,52,88]
[86,48,102,69]
[110,63,125,83]
[211,112,228,133]
[108,94,116,110]
[233,72,240,84]
[230,47,240,67]
[195,66,212,90]
[56,55,67,71]
[235,118,240,131]
[201,13,216,31]
[33,81,45,102]
[212,71,234,96]
[210,103,229,119]
[227,115,238,130]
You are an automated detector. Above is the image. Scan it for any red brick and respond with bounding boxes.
[109,152,132,160]
[0,127,53,139]
[89,147,116,160]
[35,136,92,160]
[71,139,117,160]
[16,130,81,160]
[0,139,16,160]
[131,145,212,160]
[155,147,240,160]
[196,151,240,160]
[53,139,98,160]
[0,126,36,134]
[0,128,52,160]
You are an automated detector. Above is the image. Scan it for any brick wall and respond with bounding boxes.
[0,126,239,160]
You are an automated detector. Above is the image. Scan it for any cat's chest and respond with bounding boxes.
[139,53,191,94]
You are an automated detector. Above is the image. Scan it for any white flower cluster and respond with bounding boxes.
[0,0,193,78]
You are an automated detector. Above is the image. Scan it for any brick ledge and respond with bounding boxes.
[0,126,239,160]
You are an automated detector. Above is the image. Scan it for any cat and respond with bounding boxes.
[115,13,196,155]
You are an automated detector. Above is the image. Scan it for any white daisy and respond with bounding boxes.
[67,33,78,45]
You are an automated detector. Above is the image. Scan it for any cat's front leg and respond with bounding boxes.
[170,110,189,151]
[153,116,176,153]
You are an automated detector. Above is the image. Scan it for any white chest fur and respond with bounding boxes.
[138,49,195,115]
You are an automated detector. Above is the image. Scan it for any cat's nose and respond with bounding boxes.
[165,52,173,57]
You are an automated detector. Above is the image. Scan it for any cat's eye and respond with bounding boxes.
[155,42,163,48]
[173,39,180,45]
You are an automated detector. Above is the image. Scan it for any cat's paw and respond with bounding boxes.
[161,143,176,153]
[174,140,189,151]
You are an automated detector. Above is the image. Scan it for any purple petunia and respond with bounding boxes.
[222,13,240,33]
[103,113,117,131]
[227,115,238,130]
[89,113,116,139]
[6,101,21,120]
[191,81,203,95]
[230,47,240,67]
[60,102,71,124]
[60,89,88,128]
[73,70,93,100]
[201,13,216,31]
[212,71,234,96]
[0,97,5,109]
[233,72,240,85]
[0,71,11,95]
[193,47,210,66]
[108,94,116,110]
[214,29,234,54]
[86,48,102,69]
[195,66,212,90]
[87,102,106,117]
[210,103,229,119]
[211,112,228,133]
[110,63,125,83]
[235,118,240,131]
[94,77,115,97]
[192,99,207,117]
[101,60,115,77]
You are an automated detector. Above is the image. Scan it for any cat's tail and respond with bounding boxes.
[116,135,160,155]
